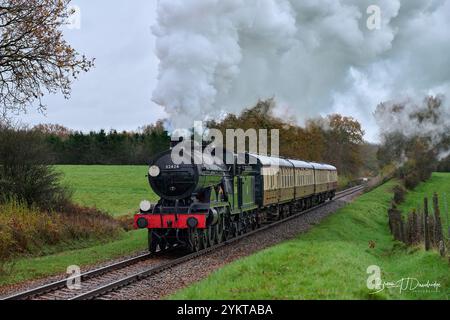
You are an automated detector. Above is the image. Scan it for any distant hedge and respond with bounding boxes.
[34,122,170,165]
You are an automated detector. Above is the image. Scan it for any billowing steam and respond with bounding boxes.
[374,96,450,160]
[152,0,450,141]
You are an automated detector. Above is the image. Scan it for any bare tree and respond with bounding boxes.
[0,0,93,120]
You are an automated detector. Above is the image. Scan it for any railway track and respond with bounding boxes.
[3,184,365,301]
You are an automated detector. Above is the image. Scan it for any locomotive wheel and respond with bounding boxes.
[250,215,256,230]
[232,221,239,238]
[215,218,224,243]
[159,238,168,251]
[238,221,244,235]
[207,225,216,246]
[241,221,247,234]
[199,229,208,249]
[166,234,175,249]
[148,231,158,254]
[188,229,201,252]
[251,215,257,230]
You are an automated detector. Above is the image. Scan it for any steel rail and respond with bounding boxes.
[2,252,156,300]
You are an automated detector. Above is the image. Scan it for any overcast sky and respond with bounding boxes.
[17,0,450,144]
[20,0,166,132]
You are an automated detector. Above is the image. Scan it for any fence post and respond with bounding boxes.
[388,207,403,242]
[410,210,419,244]
[399,213,405,243]
[444,193,449,240]
[424,197,430,251]
[433,193,445,257]
[417,209,423,243]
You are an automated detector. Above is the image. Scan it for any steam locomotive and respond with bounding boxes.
[134,143,338,252]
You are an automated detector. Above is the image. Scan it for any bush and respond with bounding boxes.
[0,201,124,270]
[338,175,352,191]
[392,185,406,204]
[116,214,135,232]
[404,172,421,190]
[0,127,71,210]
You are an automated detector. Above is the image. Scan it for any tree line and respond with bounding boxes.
[33,122,171,165]
[3,100,373,179]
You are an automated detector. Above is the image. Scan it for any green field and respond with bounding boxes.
[172,174,450,300]
[57,165,158,216]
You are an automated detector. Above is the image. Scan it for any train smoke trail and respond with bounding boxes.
[152,0,450,141]
[374,96,450,160]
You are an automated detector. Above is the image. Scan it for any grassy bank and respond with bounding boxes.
[0,201,124,272]
[57,165,158,217]
[172,176,449,300]
[0,229,147,286]
[398,172,450,235]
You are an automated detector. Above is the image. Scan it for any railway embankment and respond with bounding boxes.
[171,175,449,300]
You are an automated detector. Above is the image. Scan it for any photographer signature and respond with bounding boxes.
[370,278,441,294]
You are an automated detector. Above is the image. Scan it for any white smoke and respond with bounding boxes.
[152,0,450,141]
[374,96,450,160]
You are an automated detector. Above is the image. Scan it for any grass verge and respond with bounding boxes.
[172,178,449,300]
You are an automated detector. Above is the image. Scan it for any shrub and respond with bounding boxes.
[0,127,71,210]
[116,214,135,232]
[392,185,406,205]
[404,172,421,190]
[0,201,124,271]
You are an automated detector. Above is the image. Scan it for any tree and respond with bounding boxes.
[0,0,93,120]
[33,123,72,137]
[322,114,365,176]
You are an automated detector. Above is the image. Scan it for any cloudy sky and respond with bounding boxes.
[20,0,166,132]
[18,0,450,143]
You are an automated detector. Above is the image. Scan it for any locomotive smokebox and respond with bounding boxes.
[148,150,228,201]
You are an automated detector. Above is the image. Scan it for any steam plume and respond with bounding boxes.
[152,0,450,141]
